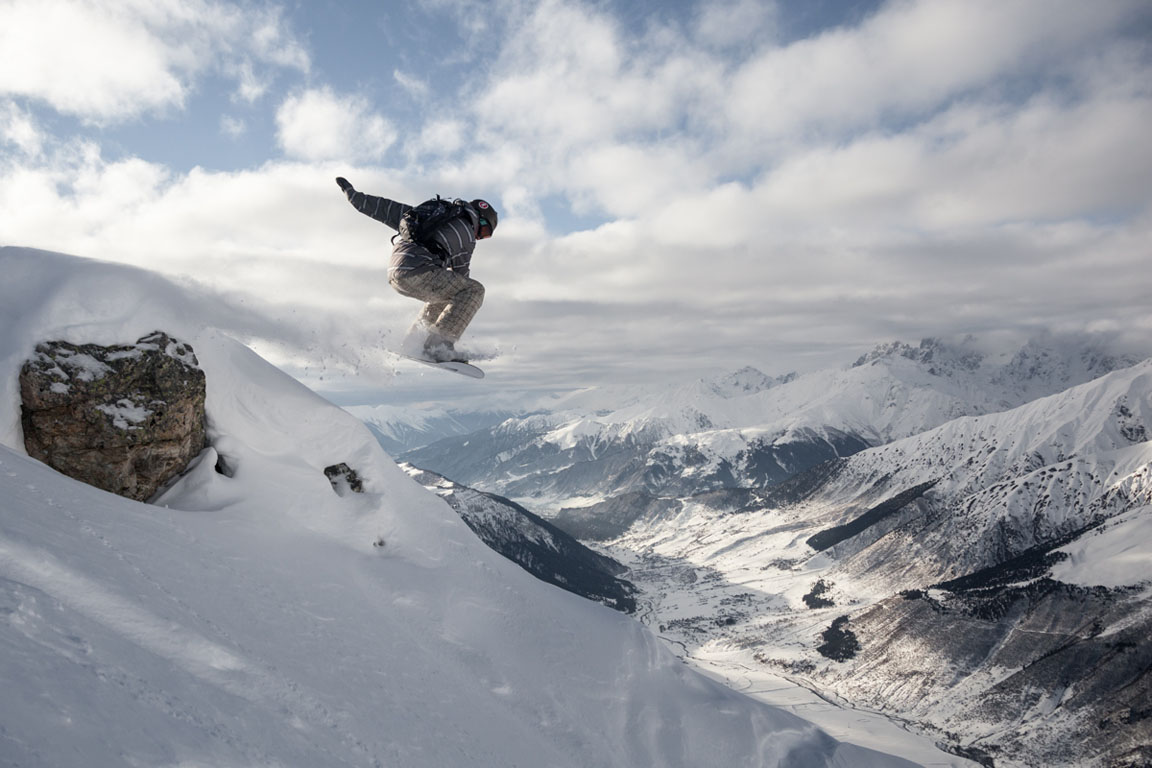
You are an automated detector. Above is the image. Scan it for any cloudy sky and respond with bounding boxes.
[2,0,1151,404]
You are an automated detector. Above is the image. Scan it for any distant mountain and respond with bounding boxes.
[708,366,795,397]
[399,463,637,613]
[348,403,516,454]
[401,336,1139,517]
[602,359,1152,767]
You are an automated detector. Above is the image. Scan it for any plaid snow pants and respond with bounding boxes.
[389,268,485,342]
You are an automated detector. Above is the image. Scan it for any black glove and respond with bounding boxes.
[336,177,354,193]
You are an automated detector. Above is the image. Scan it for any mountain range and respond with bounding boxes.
[600,358,1151,767]
[393,335,1151,767]
[401,335,1139,516]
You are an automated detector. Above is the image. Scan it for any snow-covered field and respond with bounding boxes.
[1,247,926,767]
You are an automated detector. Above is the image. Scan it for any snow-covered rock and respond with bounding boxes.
[18,331,207,501]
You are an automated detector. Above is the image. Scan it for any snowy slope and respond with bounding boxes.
[804,359,1152,580]
[0,247,913,767]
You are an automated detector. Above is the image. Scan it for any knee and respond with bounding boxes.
[389,273,414,298]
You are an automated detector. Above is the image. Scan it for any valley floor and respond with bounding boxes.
[691,653,972,768]
[603,545,982,768]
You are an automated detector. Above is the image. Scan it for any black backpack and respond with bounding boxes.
[395,195,470,257]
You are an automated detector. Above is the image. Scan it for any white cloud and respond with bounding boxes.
[0,0,309,123]
[440,0,1152,383]
[416,0,492,46]
[229,60,271,103]
[0,145,459,385]
[479,2,691,148]
[747,90,1152,231]
[694,0,779,49]
[275,87,397,162]
[394,70,430,100]
[725,0,1147,142]
[464,0,1152,226]
[470,0,727,209]
[1,99,44,156]
[0,0,184,121]
[565,142,713,217]
[0,141,415,329]
[464,0,1150,217]
[404,119,467,161]
[246,4,310,71]
[220,115,247,138]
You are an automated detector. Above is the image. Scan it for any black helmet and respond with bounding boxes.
[471,199,498,232]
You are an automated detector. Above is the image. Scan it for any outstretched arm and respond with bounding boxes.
[336,177,409,231]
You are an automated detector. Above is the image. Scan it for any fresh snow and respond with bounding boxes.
[0,247,918,767]
[50,351,113,382]
[1051,505,1152,589]
[95,398,154,429]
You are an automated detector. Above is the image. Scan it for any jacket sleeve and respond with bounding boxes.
[345,190,409,231]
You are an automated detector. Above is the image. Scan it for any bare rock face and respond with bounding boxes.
[20,331,207,501]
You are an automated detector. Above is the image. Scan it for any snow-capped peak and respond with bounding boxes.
[852,336,984,374]
[707,365,793,398]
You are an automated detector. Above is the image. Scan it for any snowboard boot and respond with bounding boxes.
[423,333,468,363]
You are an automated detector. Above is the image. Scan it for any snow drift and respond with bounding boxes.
[0,247,910,767]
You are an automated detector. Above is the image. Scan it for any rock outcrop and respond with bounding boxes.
[324,463,364,496]
[20,332,207,501]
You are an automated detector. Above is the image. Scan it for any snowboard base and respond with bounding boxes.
[399,354,484,379]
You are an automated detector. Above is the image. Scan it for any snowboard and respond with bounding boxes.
[399,354,484,379]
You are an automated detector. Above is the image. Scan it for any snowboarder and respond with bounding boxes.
[335,177,497,363]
